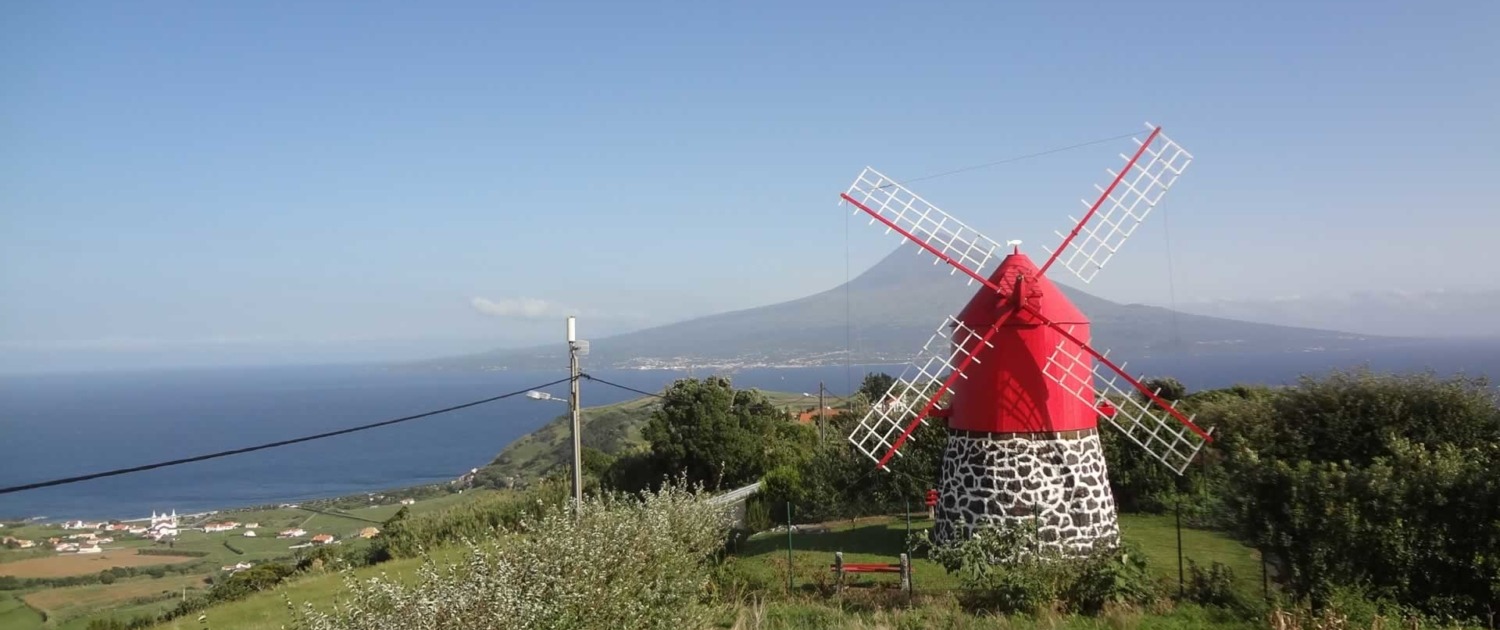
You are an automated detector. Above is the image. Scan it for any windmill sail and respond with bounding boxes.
[1041,124,1194,284]
[842,167,1004,290]
[848,315,1005,468]
[1041,327,1213,474]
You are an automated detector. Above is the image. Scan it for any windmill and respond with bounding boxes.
[842,123,1213,555]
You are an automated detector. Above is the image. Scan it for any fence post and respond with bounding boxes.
[904,497,912,553]
[899,552,912,598]
[834,551,844,594]
[1261,548,1269,601]
[1176,498,1185,598]
[786,502,794,593]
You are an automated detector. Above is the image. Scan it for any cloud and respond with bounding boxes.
[470,297,570,319]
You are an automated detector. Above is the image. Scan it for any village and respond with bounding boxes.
[0,493,454,627]
[2,498,423,576]
[3,502,404,571]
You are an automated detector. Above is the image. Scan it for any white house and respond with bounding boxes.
[242,530,257,538]
[399,498,416,506]
[77,545,102,554]
[277,528,307,539]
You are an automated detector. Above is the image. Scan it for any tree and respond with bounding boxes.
[858,372,897,405]
[1219,370,1500,619]
[639,377,792,490]
[1138,376,1187,404]
[98,570,116,585]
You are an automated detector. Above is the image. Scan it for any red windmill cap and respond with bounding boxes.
[958,252,1088,326]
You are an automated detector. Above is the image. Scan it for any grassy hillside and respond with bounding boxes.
[147,550,455,630]
[477,390,816,487]
[146,512,1265,630]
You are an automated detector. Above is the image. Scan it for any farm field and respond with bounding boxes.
[149,548,450,630]
[1,591,45,628]
[0,549,200,578]
[0,491,471,630]
[23,574,208,624]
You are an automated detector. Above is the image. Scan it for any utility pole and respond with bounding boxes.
[567,316,584,508]
[817,381,827,443]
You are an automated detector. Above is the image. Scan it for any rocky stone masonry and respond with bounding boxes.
[933,428,1120,556]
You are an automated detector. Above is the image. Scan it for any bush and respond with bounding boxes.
[925,522,1161,615]
[291,483,731,630]
[1184,560,1243,610]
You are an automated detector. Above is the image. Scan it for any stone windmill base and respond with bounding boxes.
[932,428,1120,556]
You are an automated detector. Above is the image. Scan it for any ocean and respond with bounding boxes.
[2,339,1497,521]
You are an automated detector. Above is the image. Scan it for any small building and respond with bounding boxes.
[399,498,416,505]
[203,522,239,533]
[17,539,36,549]
[54,543,78,552]
[243,522,261,529]
[277,528,307,539]
[795,406,836,424]
[242,530,257,537]
[77,545,102,554]
[357,527,380,539]
[311,534,335,545]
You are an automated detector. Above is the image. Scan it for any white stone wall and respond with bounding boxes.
[933,429,1120,556]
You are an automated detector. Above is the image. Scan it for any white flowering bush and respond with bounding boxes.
[290,484,730,630]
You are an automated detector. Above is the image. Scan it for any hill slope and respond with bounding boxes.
[475,390,813,487]
[421,248,1383,371]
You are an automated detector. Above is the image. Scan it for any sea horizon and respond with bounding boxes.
[3,339,1497,522]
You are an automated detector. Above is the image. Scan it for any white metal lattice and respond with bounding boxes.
[844,167,1003,284]
[1043,123,1194,284]
[1041,329,1211,474]
[848,317,995,466]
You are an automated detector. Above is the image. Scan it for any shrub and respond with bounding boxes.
[925,523,1160,615]
[291,483,730,630]
[1184,560,1243,610]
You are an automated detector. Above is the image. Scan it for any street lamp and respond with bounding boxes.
[525,391,565,403]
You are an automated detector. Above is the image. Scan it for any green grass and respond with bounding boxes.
[1118,514,1266,601]
[718,600,1261,629]
[136,506,1270,630]
[147,548,460,630]
[725,513,1265,599]
[0,591,44,630]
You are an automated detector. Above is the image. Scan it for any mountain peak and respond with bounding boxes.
[417,248,1382,371]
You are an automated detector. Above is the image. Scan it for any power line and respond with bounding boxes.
[0,376,577,496]
[880,130,1145,187]
[580,373,663,399]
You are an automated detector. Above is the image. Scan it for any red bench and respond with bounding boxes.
[831,551,911,593]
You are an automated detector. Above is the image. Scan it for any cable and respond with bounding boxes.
[1162,201,1183,349]
[887,130,1144,186]
[0,376,578,496]
[579,374,663,399]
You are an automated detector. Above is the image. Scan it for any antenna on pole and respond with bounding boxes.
[567,316,584,510]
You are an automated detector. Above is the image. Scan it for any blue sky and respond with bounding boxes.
[2,1,1496,372]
